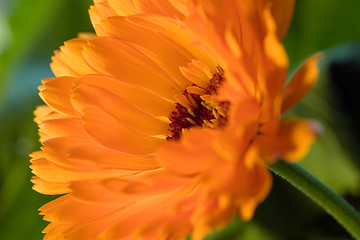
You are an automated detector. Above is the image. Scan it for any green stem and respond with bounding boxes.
[269,161,360,240]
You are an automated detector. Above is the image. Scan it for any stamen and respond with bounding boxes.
[174,93,192,109]
[186,86,207,95]
[186,117,197,125]
[212,108,220,119]
[167,69,230,140]
[203,120,215,129]
[188,109,196,117]
[187,94,199,108]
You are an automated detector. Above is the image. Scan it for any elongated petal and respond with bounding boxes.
[82,107,165,154]
[40,195,117,225]
[51,37,96,77]
[89,2,116,27]
[82,37,183,100]
[270,0,295,40]
[39,77,78,116]
[95,16,197,87]
[74,74,174,117]
[31,177,71,195]
[106,0,137,15]
[38,117,88,142]
[34,105,63,124]
[70,171,190,203]
[157,128,219,175]
[281,54,322,113]
[67,144,159,170]
[276,118,322,162]
[123,15,217,71]
[30,151,138,186]
[72,83,169,136]
[107,0,186,17]
[40,136,158,171]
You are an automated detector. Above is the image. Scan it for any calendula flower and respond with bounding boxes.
[30,0,322,239]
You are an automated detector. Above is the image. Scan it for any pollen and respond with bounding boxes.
[167,70,230,140]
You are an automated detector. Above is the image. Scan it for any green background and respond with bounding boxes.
[0,0,359,239]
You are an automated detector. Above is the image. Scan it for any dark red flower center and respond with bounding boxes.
[167,71,230,140]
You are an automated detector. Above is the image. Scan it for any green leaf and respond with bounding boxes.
[0,0,64,100]
[200,216,277,240]
[285,0,360,68]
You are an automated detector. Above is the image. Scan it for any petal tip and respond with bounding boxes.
[307,119,324,138]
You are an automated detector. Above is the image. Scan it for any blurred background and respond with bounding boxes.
[0,0,359,239]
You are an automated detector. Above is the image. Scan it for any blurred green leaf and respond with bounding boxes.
[0,1,93,239]
[0,8,12,55]
[0,95,53,240]
[285,0,360,68]
[0,0,63,101]
[205,217,277,240]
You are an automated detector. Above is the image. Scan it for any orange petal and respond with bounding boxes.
[34,105,61,124]
[107,0,186,17]
[70,172,189,203]
[38,117,88,142]
[39,77,78,116]
[50,38,95,77]
[132,0,186,17]
[96,189,190,240]
[69,179,135,203]
[50,51,79,77]
[82,107,165,154]
[106,0,137,15]
[213,99,260,163]
[263,6,289,69]
[270,0,295,40]
[31,177,71,195]
[41,137,107,170]
[89,2,116,28]
[276,118,322,162]
[49,190,187,240]
[95,15,196,88]
[31,160,138,194]
[71,83,169,136]
[179,60,210,88]
[157,128,219,175]
[74,74,174,117]
[40,195,117,225]
[39,135,157,171]
[125,15,217,71]
[82,37,183,100]
[281,53,322,113]
[238,161,272,220]
[42,223,71,240]
[67,143,159,170]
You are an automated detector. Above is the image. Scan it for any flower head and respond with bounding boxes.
[31,0,321,239]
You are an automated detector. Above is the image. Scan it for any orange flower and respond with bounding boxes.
[31,0,321,239]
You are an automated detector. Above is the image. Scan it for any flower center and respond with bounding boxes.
[167,70,230,140]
